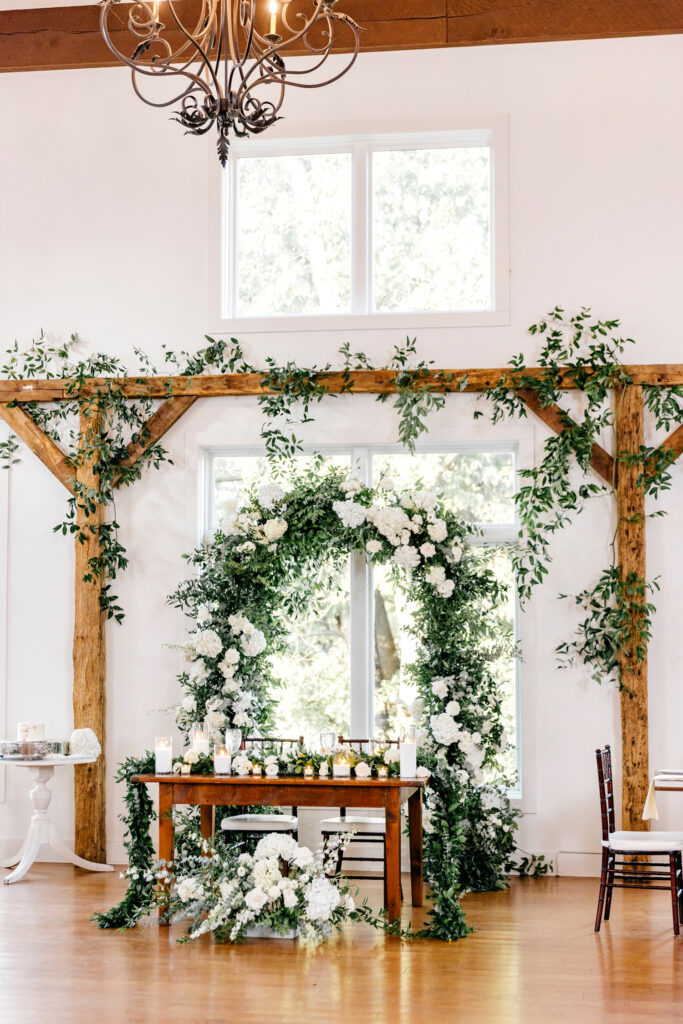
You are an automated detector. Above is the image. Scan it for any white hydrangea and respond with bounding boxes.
[228,613,250,634]
[354,761,371,779]
[340,477,362,496]
[425,565,446,586]
[383,747,400,764]
[430,713,461,746]
[366,539,382,555]
[293,846,314,870]
[283,888,298,909]
[427,519,448,543]
[263,518,288,542]
[368,505,412,546]
[176,877,203,903]
[196,604,212,624]
[419,542,435,558]
[255,834,298,861]
[332,499,367,529]
[181,694,197,714]
[221,677,240,694]
[193,629,223,659]
[258,484,285,510]
[231,691,253,714]
[241,629,266,657]
[305,876,340,923]
[393,544,420,570]
[431,677,449,699]
[416,766,431,779]
[245,887,269,913]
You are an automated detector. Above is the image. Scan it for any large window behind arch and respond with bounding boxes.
[204,445,519,784]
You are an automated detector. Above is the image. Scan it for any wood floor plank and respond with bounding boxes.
[1,867,683,1022]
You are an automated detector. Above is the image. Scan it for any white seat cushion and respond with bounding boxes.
[220,813,298,832]
[320,815,386,834]
[604,830,683,852]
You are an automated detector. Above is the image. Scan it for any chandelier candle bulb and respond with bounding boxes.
[268,0,277,36]
[213,745,231,775]
[154,737,173,774]
[399,730,417,779]
[191,723,210,757]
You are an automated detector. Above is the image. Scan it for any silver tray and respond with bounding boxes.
[0,739,70,760]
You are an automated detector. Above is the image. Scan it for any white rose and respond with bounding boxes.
[263,518,288,543]
[184,749,199,765]
[241,629,266,657]
[416,766,431,779]
[427,519,448,543]
[245,887,268,912]
[354,761,371,779]
[234,712,249,727]
[437,580,455,598]
[425,566,446,586]
[340,478,362,495]
[445,699,461,717]
[378,477,395,490]
[366,540,382,555]
[420,542,435,558]
[400,529,411,545]
[430,713,460,746]
[265,763,279,777]
[181,694,197,714]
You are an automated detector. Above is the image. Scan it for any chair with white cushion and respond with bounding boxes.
[595,744,683,934]
[220,736,303,844]
[320,737,400,902]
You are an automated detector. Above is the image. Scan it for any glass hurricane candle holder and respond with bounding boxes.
[399,726,417,778]
[155,736,173,774]
[191,723,210,756]
[225,728,242,755]
[377,765,389,780]
[332,751,352,778]
[252,763,263,776]
[213,744,231,775]
[303,763,315,779]
[320,730,336,755]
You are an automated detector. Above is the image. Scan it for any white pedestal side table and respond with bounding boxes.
[0,756,114,884]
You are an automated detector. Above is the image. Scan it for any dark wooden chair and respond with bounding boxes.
[220,735,304,842]
[320,736,401,904]
[595,744,683,934]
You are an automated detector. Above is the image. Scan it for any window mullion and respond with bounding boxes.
[351,143,368,316]
[349,448,373,737]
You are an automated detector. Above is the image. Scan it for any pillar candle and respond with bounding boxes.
[399,738,417,778]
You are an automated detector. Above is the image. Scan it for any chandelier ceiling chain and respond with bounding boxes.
[100,0,362,166]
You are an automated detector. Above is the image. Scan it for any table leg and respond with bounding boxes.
[158,783,174,925]
[3,823,42,885]
[200,804,213,851]
[0,833,30,869]
[408,788,424,907]
[385,790,401,924]
[47,825,113,872]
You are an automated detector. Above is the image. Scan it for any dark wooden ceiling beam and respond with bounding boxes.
[1,0,681,74]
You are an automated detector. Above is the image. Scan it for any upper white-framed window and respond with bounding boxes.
[199,441,522,796]
[208,116,510,333]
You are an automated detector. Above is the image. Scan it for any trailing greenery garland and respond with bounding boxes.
[477,307,678,686]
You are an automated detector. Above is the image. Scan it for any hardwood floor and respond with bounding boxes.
[2,866,683,1023]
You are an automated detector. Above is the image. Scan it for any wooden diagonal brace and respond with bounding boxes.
[0,402,74,493]
[518,388,615,485]
[111,396,197,488]
[646,422,683,479]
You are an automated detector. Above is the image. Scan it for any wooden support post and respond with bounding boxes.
[615,386,649,832]
[72,404,107,863]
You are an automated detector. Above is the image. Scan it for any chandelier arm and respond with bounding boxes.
[163,2,224,98]
[165,0,218,63]
[100,0,214,71]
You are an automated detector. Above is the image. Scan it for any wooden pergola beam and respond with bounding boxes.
[112,396,198,488]
[518,388,615,485]
[2,365,683,402]
[0,402,74,493]
[2,0,683,74]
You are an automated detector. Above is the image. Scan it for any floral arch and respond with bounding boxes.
[100,464,519,940]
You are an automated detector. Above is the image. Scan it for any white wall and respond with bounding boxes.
[1,35,682,871]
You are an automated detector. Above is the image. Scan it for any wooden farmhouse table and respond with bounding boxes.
[132,774,427,923]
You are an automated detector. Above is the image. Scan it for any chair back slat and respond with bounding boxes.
[595,745,616,841]
[338,736,399,753]
[242,735,304,753]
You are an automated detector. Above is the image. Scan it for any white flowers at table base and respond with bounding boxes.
[162,832,380,945]
[68,728,101,759]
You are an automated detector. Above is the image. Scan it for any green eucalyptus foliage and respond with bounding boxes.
[479,306,678,687]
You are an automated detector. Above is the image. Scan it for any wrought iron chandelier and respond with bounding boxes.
[100,0,362,166]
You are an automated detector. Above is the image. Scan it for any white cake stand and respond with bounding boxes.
[0,756,114,884]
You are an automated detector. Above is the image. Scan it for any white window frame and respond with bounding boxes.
[207,116,510,334]
[199,440,522,796]
[0,430,8,803]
